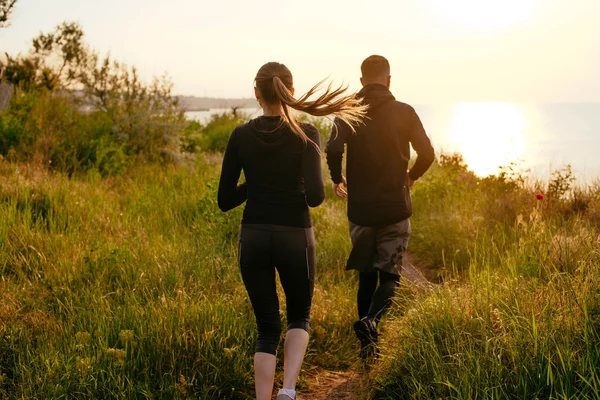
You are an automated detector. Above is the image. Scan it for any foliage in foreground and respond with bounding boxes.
[0,151,598,399]
[1,96,599,398]
[0,157,358,399]
[368,156,600,400]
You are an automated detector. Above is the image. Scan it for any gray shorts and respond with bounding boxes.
[346,219,412,275]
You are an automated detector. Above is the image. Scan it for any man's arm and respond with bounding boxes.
[325,119,350,197]
[407,107,435,182]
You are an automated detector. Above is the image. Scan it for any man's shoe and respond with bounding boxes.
[354,317,378,359]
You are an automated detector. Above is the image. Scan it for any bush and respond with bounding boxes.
[369,220,600,399]
[191,111,249,153]
[0,90,128,176]
[367,156,600,399]
[0,22,186,175]
[181,112,333,155]
[296,113,333,145]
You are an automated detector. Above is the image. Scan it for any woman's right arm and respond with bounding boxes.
[218,129,247,212]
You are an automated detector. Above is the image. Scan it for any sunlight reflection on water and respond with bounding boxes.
[447,102,528,176]
[416,102,600,182]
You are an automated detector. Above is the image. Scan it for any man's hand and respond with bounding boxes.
[333,176,347,198]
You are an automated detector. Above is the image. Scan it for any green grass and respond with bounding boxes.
[0,131,599,399]
[0,154,360,399]
[368,157,600,400]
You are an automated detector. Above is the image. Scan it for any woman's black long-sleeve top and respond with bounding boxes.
[217,116,325,228]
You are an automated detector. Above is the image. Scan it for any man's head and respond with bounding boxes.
[360,55,391,88]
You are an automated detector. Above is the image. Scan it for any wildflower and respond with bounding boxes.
[224,347,237,355]
[75,331,91,345]
[118,330,134,344]
[176,374,192,396]
[536,193,544,200]
[106,348,126,366]
[516,214,525,229]
[76,357,93,374]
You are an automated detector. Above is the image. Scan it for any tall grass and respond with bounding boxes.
[368,156,600,400]
[0,152,360,399]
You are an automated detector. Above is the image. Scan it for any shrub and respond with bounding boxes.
[184,112,333,154]
[0,22,186,175]
[196,111,249,153]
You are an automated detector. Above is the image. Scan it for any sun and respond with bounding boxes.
[425,0,542,31]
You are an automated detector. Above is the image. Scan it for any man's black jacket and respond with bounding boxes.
[326,84,434,226]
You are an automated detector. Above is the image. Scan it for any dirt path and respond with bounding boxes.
[302,369,366,400]
[401,252,437,288]
[303,253,432,400]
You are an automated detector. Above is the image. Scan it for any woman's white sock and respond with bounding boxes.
[277,388,296,398]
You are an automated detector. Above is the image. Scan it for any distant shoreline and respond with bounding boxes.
[176,96,258,112]
[182,107,210,112]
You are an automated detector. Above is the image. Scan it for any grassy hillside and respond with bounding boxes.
[0,153,362,399]
[368,158,600,400]
[1,146,598,399]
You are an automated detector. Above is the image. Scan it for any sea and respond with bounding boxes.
[186,102,600,184]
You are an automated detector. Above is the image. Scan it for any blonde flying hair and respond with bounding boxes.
[254,62,367,147]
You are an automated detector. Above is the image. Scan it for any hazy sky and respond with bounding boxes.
[1,0,599,102]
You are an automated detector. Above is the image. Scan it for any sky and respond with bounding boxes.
[1,0,599,103]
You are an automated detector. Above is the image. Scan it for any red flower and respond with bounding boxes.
[536,193,544,200]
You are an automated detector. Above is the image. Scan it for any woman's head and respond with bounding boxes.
[253,62,368,148]
[254,62,294,106]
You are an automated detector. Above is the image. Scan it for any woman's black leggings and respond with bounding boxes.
[238,224,316,355]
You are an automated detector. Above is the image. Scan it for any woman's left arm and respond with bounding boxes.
[218,129,247,212]
[302,127,325,208]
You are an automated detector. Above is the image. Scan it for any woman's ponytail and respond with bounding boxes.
[255,62,367,148]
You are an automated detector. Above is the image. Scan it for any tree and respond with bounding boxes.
[0,0,17,27]
[31,21,88,88]
[79,54,184,158]
[1,20,185,167]
[1,22,89,90]
[0,55,41,91]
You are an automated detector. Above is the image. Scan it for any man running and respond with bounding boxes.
[326,55,435,359]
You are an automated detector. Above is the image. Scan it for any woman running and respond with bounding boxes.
[218,62,366,400]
